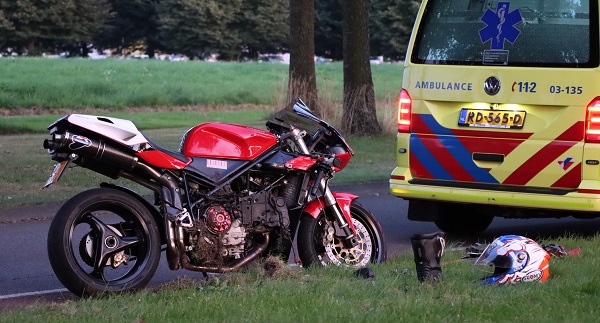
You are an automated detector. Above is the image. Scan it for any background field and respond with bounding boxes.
[0,58,403,112]
[0,59,400,207]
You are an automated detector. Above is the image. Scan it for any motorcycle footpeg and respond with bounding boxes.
[166,206,193,228]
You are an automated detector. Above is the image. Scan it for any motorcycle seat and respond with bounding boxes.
[142,133,190,164]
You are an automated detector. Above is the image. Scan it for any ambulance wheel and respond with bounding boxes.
[434,206,493,235]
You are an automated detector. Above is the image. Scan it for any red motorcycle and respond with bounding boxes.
[43,99,386,297]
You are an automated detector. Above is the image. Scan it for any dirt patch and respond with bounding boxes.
[0,217,52,226]
[0,201,62,224]
[0,292,78,313]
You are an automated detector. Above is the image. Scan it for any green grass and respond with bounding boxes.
[2,235,599,322]
[0,108,272,134]
[0,58,403,112]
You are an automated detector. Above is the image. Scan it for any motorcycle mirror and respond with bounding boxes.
[295,98,309,110]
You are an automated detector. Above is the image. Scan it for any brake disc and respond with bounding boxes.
[324,218,373,267]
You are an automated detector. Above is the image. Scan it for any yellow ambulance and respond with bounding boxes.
[389,0,600,234]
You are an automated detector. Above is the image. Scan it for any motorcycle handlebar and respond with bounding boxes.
[308,156,341,197]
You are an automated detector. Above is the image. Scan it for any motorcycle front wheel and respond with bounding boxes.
[297,202,387,268]
[47,188,161,297]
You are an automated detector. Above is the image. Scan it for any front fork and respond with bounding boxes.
[290,127,357,247]
[321,182,357,245]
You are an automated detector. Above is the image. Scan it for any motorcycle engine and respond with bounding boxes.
[187,204,248,264]
[204,205,232,234]
[203,205,246,257]
[185,178,293,266]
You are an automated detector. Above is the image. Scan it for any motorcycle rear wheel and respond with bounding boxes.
[297,202,387,268]
[47,188,161,297]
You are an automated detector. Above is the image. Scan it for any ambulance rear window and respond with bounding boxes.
[412,0,599,67]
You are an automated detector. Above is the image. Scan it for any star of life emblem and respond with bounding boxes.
[479,2,523,50]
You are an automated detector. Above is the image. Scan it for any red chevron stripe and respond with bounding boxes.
[555,121,584,142]
[451,128,533,139]
[419,135,476,181]
[502,141,577,185]
[411,114,433,134]
[578,189,600,194]
[551,163,582,188]
[409,150,434,179]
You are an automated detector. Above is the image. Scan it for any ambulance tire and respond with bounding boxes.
[434,207,493,235]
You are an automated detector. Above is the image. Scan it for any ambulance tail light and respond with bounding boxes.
[398,89,412,133]
[585,97,600,143]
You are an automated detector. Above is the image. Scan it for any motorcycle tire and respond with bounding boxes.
[297,201,387,268]
[47,188,161,297]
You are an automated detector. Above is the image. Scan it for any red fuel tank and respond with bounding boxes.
[181,123,277,160]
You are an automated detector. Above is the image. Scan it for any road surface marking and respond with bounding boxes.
[0,288,69,300]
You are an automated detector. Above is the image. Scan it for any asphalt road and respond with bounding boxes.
[1,181,599,309]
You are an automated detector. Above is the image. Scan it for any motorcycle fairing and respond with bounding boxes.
[181,123,277,160]
[285,152,352,172]
[332,151,352,172]
[184,157,248,183]
[182,146,285,194]
[303,192,358,231]
[285,155,317,171]
[63,114,149,148]
[136,150,190,169]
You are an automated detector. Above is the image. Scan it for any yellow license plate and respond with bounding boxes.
[458,109,526,129]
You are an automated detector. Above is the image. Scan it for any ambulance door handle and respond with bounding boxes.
[473,153,504,163]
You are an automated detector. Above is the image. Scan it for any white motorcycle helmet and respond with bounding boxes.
[475,235,550,285]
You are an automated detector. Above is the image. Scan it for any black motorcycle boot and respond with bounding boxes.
[410,232,446,282]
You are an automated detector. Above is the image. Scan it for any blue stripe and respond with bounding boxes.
[437,136,499,183]
[420,114,453,136]
[413,114,499,184]
[410,136,454,180]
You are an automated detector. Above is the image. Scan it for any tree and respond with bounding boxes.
[0,0,111,56]
[314,0,421,61]
[157,0,242,58]
[341,0,381,135]
[370,0,421,60]
[0,0,51,54]
[235,0,289,60]
[94,0,162,58]
[288,0,319,112]
[64,0,113,56]
[315,0,343,60]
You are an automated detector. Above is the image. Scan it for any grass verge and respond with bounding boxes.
[1,235,599,321]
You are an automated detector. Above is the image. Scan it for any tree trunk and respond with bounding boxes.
[288,0,319,113]
[342,0,381,135]
[80,42,89,57]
